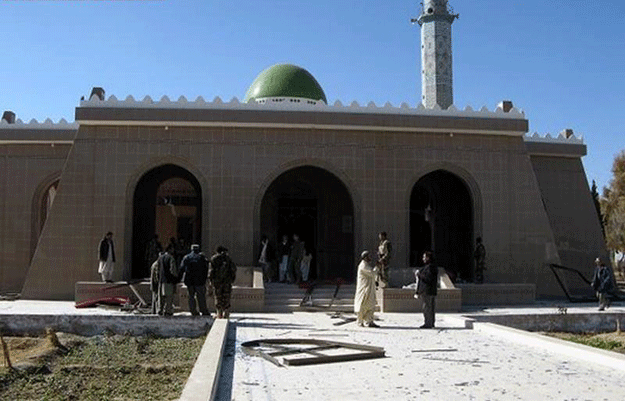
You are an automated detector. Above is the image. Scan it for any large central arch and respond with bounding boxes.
[131,164,202,278]
[260,166,355,281]
[410,169,474,281]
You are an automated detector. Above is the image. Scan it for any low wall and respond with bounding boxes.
[456,283,536,305]
[75,281,154,304]
[77,266,264,313]
[180,267,264,313]
[466,312,625,333]
[0,314,212,337]
[377,288,462,312]
[378,270,461,312]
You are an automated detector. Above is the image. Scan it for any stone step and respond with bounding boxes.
[263,283,358,312]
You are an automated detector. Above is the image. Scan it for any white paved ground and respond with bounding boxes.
[227,312,625,401]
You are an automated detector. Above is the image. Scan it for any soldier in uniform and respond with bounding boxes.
[158,248,181,316]
[181,244,210,316]
[209,246,237,318]
[376,231,392,287]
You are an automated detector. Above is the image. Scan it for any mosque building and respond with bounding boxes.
[0,0,606,300]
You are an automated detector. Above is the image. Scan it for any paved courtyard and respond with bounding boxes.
[221,311,625,401]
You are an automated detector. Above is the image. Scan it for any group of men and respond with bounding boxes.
[260,233,312,284]
[150,244,237,318]
[355,231,438,329]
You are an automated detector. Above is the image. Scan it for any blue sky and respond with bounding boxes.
[2,0,624,190]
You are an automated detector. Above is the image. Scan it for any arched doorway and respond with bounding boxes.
[260,166,355,281]
[410,170,473,281]
[132,164,202,278]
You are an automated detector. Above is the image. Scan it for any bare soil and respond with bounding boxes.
[544,331,625,354]
[0,332,204,401]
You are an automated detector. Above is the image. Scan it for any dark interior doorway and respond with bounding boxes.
[410,170,473,282]
[132,164,202,278]
[260,166,355,281]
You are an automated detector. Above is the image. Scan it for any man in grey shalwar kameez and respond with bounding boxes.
[354,251,379,327]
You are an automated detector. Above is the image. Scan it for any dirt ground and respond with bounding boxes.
[0,332,204,401]
[544,331,625,354]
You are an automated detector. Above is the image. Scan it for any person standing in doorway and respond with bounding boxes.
[144,234,163,272]
[98,232,115,282]
[150,253,162,314]
[277,235,290,283]
[288,234,305,284]
[416,251,438,329]
[377,232,392,287]
[258,235,275,283]
[158,247,181,316]
[591,257,615,311]
[354,251,379,327]
[181,244,210,316]
[209,246,237,318]
[474,237,486,284]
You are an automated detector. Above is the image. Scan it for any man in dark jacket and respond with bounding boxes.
[209,246,237,318]
[181,244,210,316]
[158,248,181,316]
[591,257,615,311]
[416,251,438,329]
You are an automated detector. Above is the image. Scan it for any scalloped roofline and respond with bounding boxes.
[524,132,584,144]
[0,118,78,130]
[79,94,526,120]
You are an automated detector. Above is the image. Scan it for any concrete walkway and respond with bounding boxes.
[222,308,625,401]
[2,300,625,400]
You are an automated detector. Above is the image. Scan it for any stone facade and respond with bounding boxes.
[0,97,603,301]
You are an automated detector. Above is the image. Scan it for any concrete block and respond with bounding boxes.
[377,287,462,312]
[456,283,536,305]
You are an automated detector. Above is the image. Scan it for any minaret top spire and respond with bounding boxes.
[417,0,458,26]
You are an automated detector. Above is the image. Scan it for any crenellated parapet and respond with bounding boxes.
[79,93,526,120]
[524,131,584,144]
[524,130,586,158]
[0,117,78,130]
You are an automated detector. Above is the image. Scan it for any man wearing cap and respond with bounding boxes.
[354,250,379,327]
[181,244,210,316]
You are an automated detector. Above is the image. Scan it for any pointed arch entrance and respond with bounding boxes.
[132,164,202,278]
[260,166,355,281]
[410,170,473,281]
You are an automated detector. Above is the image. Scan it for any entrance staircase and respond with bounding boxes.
[263,282,357,313]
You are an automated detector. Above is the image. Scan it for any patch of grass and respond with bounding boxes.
[0,334,205,401]
[545,331,625,354]
[562,336,622,350]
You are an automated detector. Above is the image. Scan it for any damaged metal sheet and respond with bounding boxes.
[241,338,385,367]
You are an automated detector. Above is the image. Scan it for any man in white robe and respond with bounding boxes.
[354,251,379,327]
[98,232,115,282]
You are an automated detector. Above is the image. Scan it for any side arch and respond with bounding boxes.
[406,162,483,280]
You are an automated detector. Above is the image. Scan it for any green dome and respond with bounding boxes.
[244,64,327,104]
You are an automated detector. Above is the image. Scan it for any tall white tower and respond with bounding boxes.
[416,0,458,109]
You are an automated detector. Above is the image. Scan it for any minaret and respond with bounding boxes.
[416,0,458,109]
